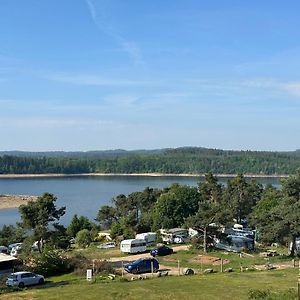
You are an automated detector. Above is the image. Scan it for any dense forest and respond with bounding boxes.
[1,147,300,175]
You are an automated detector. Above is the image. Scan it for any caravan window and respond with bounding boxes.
[132,242,146,248]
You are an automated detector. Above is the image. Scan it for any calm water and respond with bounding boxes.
[0,175,281,227]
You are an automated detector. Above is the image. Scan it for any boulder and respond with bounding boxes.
[224,268,233,273]
[183,268,194,275]
[204,268,213,274]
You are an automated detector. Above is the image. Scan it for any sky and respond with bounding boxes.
[1,0,300,151]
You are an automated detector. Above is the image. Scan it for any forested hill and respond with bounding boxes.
[1,147,300,175]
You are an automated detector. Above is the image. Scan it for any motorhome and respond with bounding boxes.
[120,239,147,254]
[135,232,156,246]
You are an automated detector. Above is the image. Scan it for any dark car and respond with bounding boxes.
[150,245,173,257]
[124,258,159,274]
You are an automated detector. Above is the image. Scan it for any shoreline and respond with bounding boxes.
[0,173,289,179]
[0,194,38,210]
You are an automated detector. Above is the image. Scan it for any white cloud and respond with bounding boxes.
[281,82,300,97]
[85,0,144,65]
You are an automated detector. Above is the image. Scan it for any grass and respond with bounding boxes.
[0,268,298,300]
[156,247,295,273]
[1,244,297,299]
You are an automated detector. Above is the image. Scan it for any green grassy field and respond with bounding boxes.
[157,248,294,272]
[0,269,298,300]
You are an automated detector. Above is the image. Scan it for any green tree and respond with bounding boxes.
[187,174,229,253]
[67,214,94,237]
[0,224,25,246]
[152,184,199,230]
[19,192,65,252]
[96,206,118,229]
[75,229,93,248]
[224,174,262,224]
[252,172,300,256]
[198,172,223,204]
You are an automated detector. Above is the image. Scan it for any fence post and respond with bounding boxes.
[221,258,223,273]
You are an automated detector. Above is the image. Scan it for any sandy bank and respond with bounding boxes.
[0,194,38,210]
[0,173,289,179]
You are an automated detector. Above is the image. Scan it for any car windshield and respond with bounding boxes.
[131,259,144,265]
[8,274,17,280]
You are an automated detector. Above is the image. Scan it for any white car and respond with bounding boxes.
[6,271,44,288]
[96,242,116,249]
[173,234,190,244]
[10,245,22,257]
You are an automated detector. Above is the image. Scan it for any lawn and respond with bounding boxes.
[0,269,298,300]
[157,247,294,272]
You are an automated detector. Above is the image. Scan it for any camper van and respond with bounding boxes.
[120,239,147,254]
[135,232,156,246]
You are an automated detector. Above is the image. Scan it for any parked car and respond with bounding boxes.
[173,234,190,244]
[96,242,116,249]
[6,271,44,288]
[124,258,159,274]
[8,243,22,253]
[150,245,173,257]
[10,244,22,257]
[0,245,8,254]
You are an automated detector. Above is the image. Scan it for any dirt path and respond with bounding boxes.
[109,245,190,264]
[109,245,190,277]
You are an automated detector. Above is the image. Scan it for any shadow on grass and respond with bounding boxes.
[26,279,76,290]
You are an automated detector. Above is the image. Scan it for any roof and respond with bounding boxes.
[164,228,187,234]
[0,253,17,263]
[7,271,30,275]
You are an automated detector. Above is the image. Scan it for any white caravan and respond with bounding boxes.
[120,239,147,254]
[135,232,157,246]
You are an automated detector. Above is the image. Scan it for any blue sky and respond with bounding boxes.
[1,0,300,151]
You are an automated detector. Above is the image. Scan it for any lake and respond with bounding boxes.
[0,175,282,227]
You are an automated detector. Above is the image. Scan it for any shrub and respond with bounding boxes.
[248,288,297,300]
[69,253,114,276]
[75,229,92,248]
[23,247,71,277]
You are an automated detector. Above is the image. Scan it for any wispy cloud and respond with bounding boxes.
[281,82,300,97]
[85,0,143,64]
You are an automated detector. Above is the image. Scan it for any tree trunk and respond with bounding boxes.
[289,236,297,257]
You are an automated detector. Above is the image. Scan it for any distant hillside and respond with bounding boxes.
[0,147,300,175]
[0,149,164,158]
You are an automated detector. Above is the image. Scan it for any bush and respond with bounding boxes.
[69,253,114,276]
[23,247,71,277]
[248,289,271,299]
[75,229,92,248]
[248,288,297,300]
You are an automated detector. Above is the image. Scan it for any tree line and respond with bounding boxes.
[1,147,300,174]
[97,172,300,256]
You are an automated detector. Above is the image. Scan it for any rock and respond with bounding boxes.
[224,268,233,272]
[204,268,213,274]
[265,263,276,270]
[183,268,194,275]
